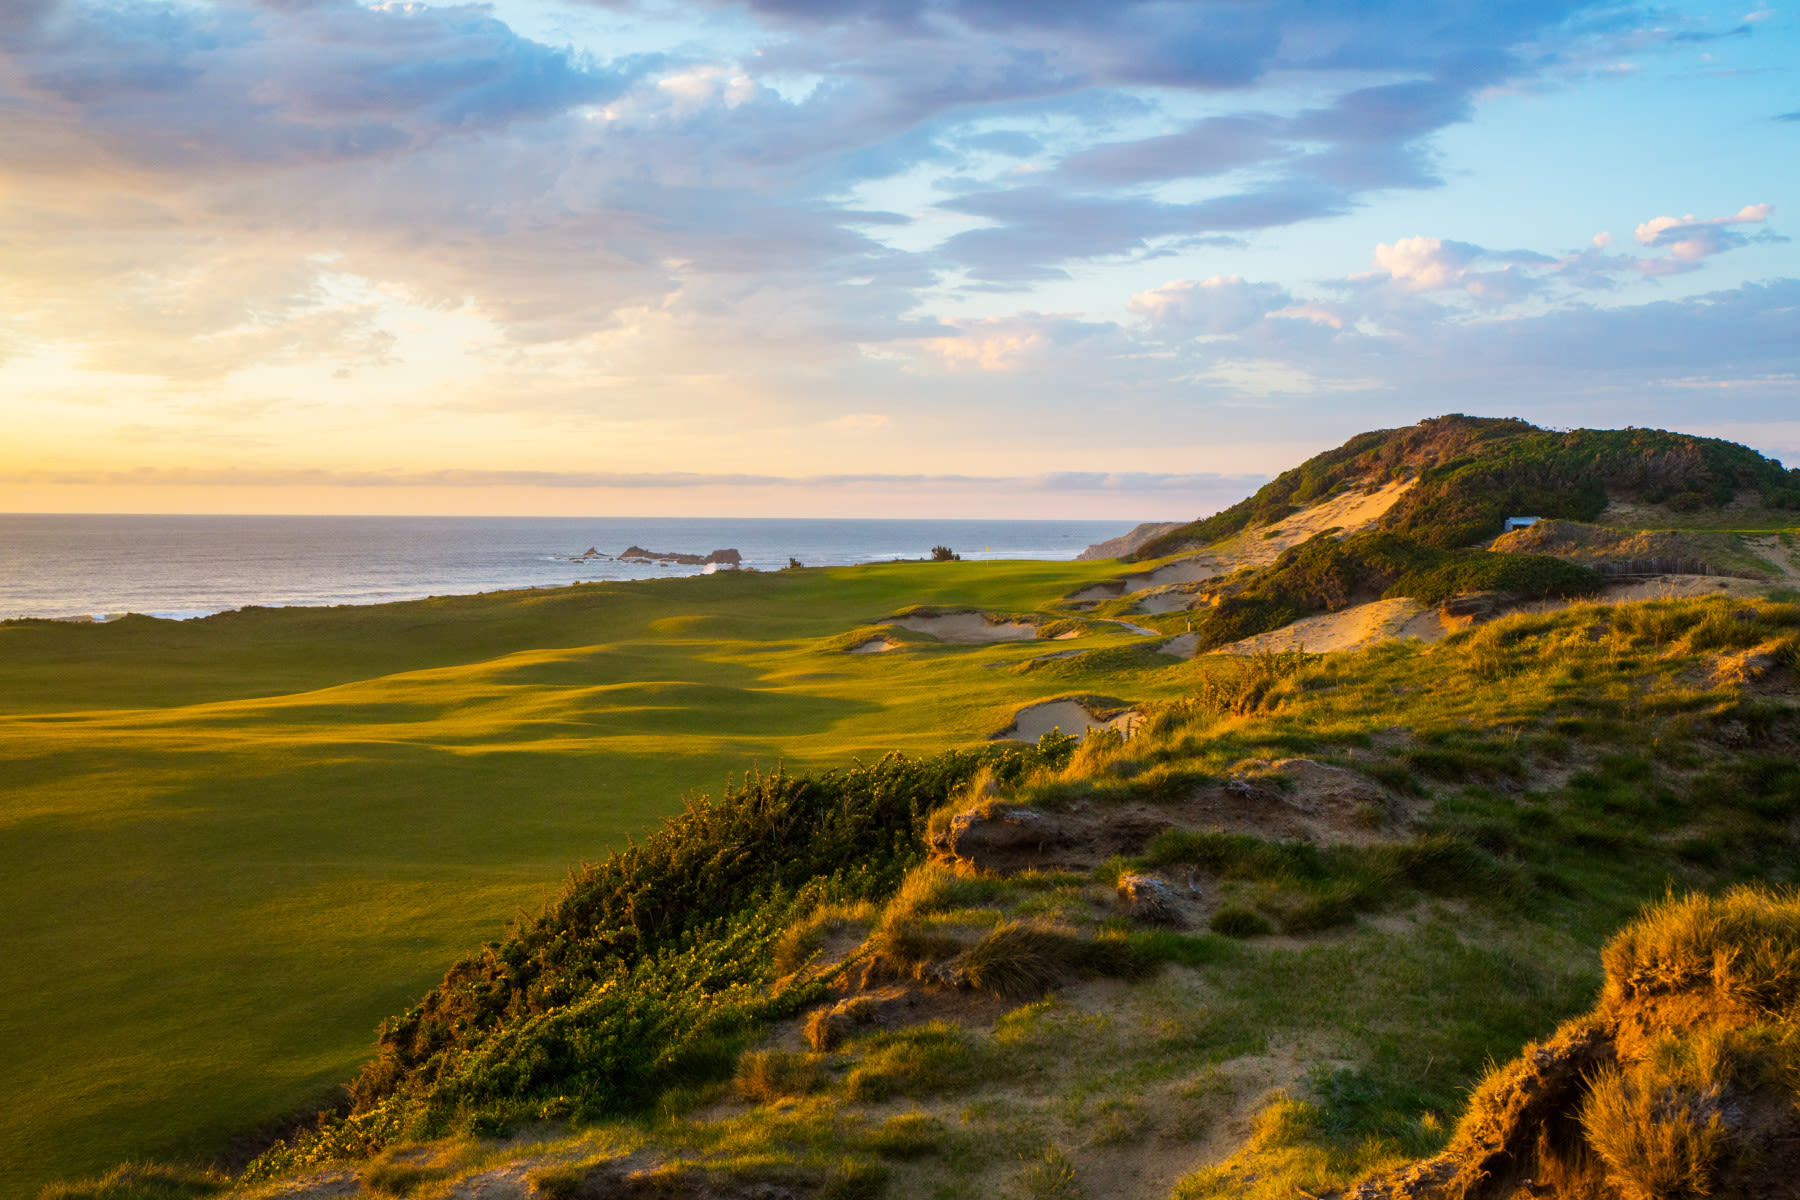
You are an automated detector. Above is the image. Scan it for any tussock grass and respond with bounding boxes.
[1600,885,1800,1015]
[735,1050,828,1103]
[36,1164,226,1200]
[844,1024,981,1102]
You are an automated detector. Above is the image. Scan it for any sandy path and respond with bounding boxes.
[889,613,1038,643]
[994,699,1140,742]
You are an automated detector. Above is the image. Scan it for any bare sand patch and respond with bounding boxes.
[1120,559,1223,591]
[849,637,902,654]
[1164,598,1445,659]
[1207,478,1415,572]
[1068,479,1416,605]
[1746,536,1800,581]
[1136,590,1196,614]
[1159,632,1199,658]
[993,699,1140,742]
[889,612,1038,643]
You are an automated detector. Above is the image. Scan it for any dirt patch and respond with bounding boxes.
[993,699,1141,742]
[446,1162,536,1199]
[848,637,902,654]
[890,612,1038,643]
[934,759,1418,876]
[256,1172,361,1198]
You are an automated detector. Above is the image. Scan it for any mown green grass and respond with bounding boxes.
[0,559,1181,1195]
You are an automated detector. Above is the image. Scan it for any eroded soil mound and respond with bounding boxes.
[932,757,1416,876]
[1340,886,1800,1200]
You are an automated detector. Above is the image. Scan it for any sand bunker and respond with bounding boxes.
[994,699,1140,742]
[1135,591,1194,615]
[849,637,902,654]
[889,612,1038,644]
[1067,581,1126,604]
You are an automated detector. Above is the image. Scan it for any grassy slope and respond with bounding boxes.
[209,594,1800,1200]
[0,559,1210,1196]
[1132,416,1800,559]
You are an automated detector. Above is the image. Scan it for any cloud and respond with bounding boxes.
[1634,203,1777,261]
[1129,276,1293,335]
[0,463,1263,495]
[924,312,1119,370]
[1358,236,1553,306]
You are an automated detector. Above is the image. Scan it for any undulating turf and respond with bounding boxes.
[0,559,1183,1195]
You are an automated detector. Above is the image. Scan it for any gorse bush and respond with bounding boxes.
[248,748,1048,1175]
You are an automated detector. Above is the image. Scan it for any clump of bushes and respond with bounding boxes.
[246,747,1056,1176]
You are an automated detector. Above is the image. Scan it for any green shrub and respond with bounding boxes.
[1210,907,1274,938]
[866,1113,948,1160]
[248,749,1055,1176]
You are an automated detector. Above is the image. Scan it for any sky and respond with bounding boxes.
[0,0,1796,519]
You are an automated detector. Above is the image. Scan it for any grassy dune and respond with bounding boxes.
[0,560,1187,1195]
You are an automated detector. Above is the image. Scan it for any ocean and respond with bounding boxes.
[0,514,1138,621]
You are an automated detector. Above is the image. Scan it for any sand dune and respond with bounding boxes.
[1069,479,1415,604]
